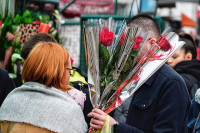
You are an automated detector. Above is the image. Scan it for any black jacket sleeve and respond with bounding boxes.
[0,68,16,106]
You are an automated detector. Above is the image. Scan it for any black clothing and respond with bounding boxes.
[174,60,200,98]
[0,68,15,106]
[113,64,190,132]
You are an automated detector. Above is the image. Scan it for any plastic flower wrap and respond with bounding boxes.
[84,17,150,110]
[99,28,151,108]
[103,27,185,113]
[84,18,184,132]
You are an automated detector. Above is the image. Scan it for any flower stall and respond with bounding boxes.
[0,9,60,86]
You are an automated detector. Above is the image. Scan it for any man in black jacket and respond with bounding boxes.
[88,14,190,133]
[0,68,15,106]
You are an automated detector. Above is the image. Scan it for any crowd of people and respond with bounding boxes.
[0,14,200,133]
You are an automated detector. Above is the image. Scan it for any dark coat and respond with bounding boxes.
[0,68,15,106]
[114,64,190,133]
[188,98,200,133]
[174,60,200,97]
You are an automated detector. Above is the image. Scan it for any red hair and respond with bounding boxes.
[22,42,70,91]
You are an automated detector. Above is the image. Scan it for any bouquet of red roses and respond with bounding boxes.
[84,18,150,109]
[103,27,185,113]
[84,18,185,133]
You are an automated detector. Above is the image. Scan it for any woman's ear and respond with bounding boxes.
[185,52,192,60]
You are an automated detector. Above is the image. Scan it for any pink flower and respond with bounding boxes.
[6,32,14,41]
[100,27,114,46]
[119,32,126,46]
[159,38,171,51]
[133,36,143,50]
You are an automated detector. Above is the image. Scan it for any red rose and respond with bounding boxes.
[133,36,143,50]
[33,20,41,25]
[0,21,2,27]
[159,38,171,51]
[100,27,114,46]
[119,32,126,46]
[133,43,140,50]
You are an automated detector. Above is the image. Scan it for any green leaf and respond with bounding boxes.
[41,15,50,24]
[14,14,21,24]
[99,43,110,86]
[21,10,33,24]
[36,12,41,21]
[1,17,13,49]
[36,12,50,24]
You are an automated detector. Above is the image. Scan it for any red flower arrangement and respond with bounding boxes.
[100,27,114,46]
[159,38,171,51]
[133,36,143,50]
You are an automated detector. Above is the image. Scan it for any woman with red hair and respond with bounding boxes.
[0,42,87,133]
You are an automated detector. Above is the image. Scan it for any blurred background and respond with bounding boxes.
[0,0,199,79]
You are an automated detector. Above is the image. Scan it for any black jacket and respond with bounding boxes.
[0,68,15,106]
[174,60,200,96]
[114,64,190,133]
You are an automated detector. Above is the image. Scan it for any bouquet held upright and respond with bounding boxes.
[84,18,185,133]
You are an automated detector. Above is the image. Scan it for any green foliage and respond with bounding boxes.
[36,12,50,24]
[21,10,33,24]
[14,14,21,24]
[99,44,110,87]
[105,45,120,84]
[1,17,13,49]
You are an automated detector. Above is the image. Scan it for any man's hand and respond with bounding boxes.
[88,108,117,130]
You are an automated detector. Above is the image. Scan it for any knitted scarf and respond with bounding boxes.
[0,82,87,133]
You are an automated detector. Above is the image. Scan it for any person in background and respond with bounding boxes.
[0,42,87,133]
[21,33,93,126]
[168,33,200,98]
[88,14,190,133]
[0,68,15,107]
[20,33,57,60]
[188,88,200,133]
